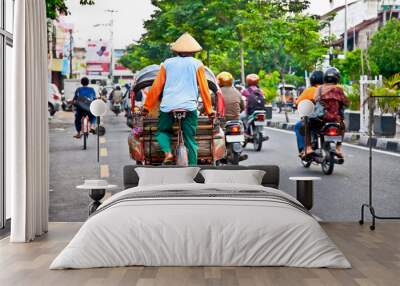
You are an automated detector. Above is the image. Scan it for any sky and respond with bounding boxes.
[64,0,350,50]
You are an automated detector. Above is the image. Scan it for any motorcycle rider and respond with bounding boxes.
[217,72,244,121]
[73,77,97,139]
[241,74,265,124]
[142,32,214,165]
[109,85,123,105]
[294,70,324,157]
[317,67,349,158]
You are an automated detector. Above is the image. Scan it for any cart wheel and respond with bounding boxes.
[358,220,364,225]
[370,225,375,231]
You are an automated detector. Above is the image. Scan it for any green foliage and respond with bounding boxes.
[333,49,379,83]
[258,71,281,104]
[369,19,400,78]
[285,73,305,87]
[46,0,68,19]
[371,73,400,114]
[343,83,360,111]
[46,0,95,19]
[120,0,327,79]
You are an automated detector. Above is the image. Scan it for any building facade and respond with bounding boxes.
[319,0,400,50]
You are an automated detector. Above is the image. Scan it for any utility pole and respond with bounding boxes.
[344,0,348,55]
[240,46,245,85]
[69,29,73,79]
[105,9,118,83]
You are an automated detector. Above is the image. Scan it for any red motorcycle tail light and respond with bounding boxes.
[256,114,265,121]
[326,128,338,136]
[53,94,60,100]
[230,125,241,134]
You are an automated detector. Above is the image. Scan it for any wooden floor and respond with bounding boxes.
[0,222,399,286]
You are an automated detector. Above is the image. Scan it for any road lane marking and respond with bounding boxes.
[100,137,106,144]
[265,127,400,158]
[100,165,109,178]
[100,148,108,157]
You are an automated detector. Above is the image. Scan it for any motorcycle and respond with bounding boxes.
[243,110,268,151]
[300,120,345,175]
[223,120,247,165]
[110,100,122,116]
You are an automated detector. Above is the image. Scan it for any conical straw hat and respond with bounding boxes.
[170,32,203,53]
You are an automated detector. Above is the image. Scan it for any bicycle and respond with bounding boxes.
[81,115,91,150]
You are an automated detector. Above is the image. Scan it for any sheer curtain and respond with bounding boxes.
[7,0,49,242]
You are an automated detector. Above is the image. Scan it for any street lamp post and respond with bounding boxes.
[344,0,348,54]
[69,29,73,78]
[93,9,118,83]
[105,9,118,83]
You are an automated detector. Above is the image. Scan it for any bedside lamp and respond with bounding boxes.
[297,99,314,117]
[90,99,107,164]
[297,99,315,160]
[77,99,116,215]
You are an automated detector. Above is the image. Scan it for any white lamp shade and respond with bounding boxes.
[90,99,107,117]
[298,99,315,117]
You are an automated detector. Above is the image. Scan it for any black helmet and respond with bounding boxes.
[309,70,324,86]
[324,67,340,84]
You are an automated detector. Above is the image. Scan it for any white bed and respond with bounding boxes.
[50,183,350,269]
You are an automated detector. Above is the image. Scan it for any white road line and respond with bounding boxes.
[265,127,400,158]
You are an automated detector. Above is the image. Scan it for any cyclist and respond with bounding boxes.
[73,77,97,139]
[142,33,214,165]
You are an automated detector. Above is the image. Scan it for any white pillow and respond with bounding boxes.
[200,169,266,185]
[136,167,200,186]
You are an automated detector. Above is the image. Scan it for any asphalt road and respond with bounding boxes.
[49,111,400,222]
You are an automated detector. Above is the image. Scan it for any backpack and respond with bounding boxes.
[246,88,265,115]
[76,93,93,112]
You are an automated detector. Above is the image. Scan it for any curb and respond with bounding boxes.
[266,121,400,154]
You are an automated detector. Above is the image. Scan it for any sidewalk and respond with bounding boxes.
[267,110,400,153]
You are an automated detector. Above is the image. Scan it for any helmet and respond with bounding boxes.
[309,70,324,86]
[246,74,260,86]
[217,72,234,87]
[324,67,340,84]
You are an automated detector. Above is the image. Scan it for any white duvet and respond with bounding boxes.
[50,183,350,269]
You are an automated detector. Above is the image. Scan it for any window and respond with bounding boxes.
[1,0,14,229]
[5,0,13,33]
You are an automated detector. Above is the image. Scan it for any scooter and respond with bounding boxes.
[223,120,248,165]
[111,101,122,116]
[242,110,269,151]
[300,120,344,175]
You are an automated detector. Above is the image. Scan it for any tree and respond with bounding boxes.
[120,0,326,82]
[369,19,400,78]
[46,0,95,19]
[333,49,378,83]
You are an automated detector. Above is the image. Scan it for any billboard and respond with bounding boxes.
[86,39,111,64]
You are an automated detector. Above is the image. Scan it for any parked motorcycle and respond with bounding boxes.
[224,120,247,165]
[300,120,344,175]
[242,110,268,151]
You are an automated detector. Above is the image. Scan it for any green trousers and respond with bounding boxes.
[156,111,198,165]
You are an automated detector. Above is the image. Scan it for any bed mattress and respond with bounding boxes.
[50,183,350,269]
